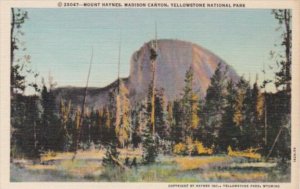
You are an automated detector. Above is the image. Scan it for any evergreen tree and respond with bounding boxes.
[40,84,63,151]
[173,67,199,145]
[141,84,158,164]
[237,80,264,150]
[232,77,251,149]
[203,63,228,150]
[11,8,29,95]
[194,98,205,142]
[267,9,291,162]
[142,122,158,164]
[106,90,118,145]
[166,102,175,148]
[102,90,121,166]
[239,79,255,149]
[251,82,265,148]
[233,77,249,128]
[171,100,185,143]
[97,109,104,143]
[90,109,102,145]
[182,66,199,140]
[147,82,155,134]
[101,106,112,144]
[10,9,40,158]
[218,80,240,151]
[131,106,142,148]
[271,9,291,95]
[80,108,92,149]
[11,95,41,158]
[155,88,169,140]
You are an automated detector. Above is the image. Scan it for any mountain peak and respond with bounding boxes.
[55,39,239,109]
[128,39,238,102]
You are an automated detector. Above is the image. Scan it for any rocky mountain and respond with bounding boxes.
[53,39,239,109]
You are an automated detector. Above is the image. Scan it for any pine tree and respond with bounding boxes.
[80,108,92,149]
[90,109,102,145]
[171,100,185,143]
[10,9,40,158]
[181,66,200,142]
[147,82,155,134]
[194,98,205,142]
[102,106,113,144]
[266,9,291,162]
[251,82,265,148]
[40,83,63,151]
[233,77,251,149]
[131,105,142,148]
[105,90,118,145]
[141,85,158,164]
[182,66,193,138]
[233,78,247,127]
[142,122,158,164]
[11,95,41,158]
[271,9,291,95]
[11,8,29,95]
[219,80,241,151]
[191,93,200,133]
[234,78,267,150]
[237,81,265,150]
[102,90,122,166]
[203,63,228,150]
[155,88,169,140]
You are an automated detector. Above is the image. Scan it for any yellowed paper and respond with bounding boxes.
[1,0,299,188]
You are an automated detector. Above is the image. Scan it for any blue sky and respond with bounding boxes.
[21,8,281,93]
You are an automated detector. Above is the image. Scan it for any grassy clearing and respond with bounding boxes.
[41,149,105,162]
[174,156,232,171]
[11,149,290,182]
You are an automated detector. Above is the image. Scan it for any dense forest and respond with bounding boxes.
[10,8,291,167]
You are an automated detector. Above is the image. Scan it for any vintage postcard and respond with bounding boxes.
[0,0,299,189]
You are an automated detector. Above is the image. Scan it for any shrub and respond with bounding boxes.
[173,143,187,155]
[227,146,261,159]
[173,140,214,156]
[194,141,213,155]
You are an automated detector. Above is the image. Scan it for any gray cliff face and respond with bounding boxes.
[128,39,238,102]
[54,39,239,109]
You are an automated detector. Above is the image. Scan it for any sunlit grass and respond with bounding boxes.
[58,160,103,177]
[26,164,56,171]
[40,148,142,162]
[41,149,105,162]
[174,156,231,170]
[11,149,291,182]
[227,146,261,159]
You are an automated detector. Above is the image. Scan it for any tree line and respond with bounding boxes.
[10,9,291,163]
[11,63,291,163]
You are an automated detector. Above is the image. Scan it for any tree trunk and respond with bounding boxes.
[11,8,15,96]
